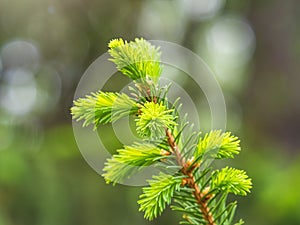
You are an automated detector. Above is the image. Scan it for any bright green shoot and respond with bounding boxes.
[71,38,252,225]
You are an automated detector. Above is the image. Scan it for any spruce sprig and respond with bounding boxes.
[138,172,182,220]
[195,130,241,161]
[71,91,139,129]
[103,142,170,185]
[136,101,177,139]
[108,38,162,83]
[71,38,252,225]
[211,167,252,196]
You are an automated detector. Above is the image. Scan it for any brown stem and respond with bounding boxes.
[166,129,216,225]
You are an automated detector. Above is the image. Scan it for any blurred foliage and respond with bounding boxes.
[0,0,300,224]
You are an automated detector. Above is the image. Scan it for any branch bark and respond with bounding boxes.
[166,129,216,225]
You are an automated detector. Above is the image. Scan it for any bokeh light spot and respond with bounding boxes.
[206,15,255,66]
[0,40,40,71]
[181,0,225,20]
[1,69,37,116]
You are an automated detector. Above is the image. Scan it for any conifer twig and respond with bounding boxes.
[71,38,252,225]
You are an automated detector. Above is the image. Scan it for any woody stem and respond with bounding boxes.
[166,129,216,225]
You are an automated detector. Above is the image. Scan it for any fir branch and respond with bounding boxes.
[195,130,241,161]
[103,142,169,185]
[138,172,182,220]
[211,167,252,196]
[71,38,253,225]
[71,91,138,129]
[136,102,177,139]
[108,38,162,83]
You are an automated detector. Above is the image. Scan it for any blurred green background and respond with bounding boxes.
[0,0,300,224]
